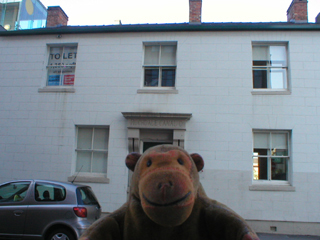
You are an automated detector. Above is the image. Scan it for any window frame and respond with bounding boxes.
[251,130,295,191]
[69,126,110,184]
[251,42,290,95]
[75,126,109,174]
[141,42,177,91]
[40,43,78,92]
[35,182,66,202]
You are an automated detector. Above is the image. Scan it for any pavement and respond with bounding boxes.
[258,233,320,240]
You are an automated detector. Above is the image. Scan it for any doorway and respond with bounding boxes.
[143,141,172,152]
[127,129,173,197]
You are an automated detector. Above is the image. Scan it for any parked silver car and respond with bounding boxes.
[0,179,101,240]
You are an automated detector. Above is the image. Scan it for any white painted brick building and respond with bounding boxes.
[1,0,320,236]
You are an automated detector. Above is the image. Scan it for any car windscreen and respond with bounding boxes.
[76,187,100,206]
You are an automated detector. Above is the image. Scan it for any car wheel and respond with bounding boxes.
[47,228,75,240]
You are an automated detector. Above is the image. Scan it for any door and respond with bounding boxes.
[127,129,173,198]
[0,181,31,238]
[143,141,172,152]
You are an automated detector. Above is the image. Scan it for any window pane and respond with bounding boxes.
[77,128,93,149]
[270,69,286,89]
[76,152,91,172]
[92,152,108,173]
[61,66,75,86]
[62,46,77,66]
[161,69,175,87]
[271,158,287,180]
[160,45,176,65]
[270,46,287,67]
[253,46,269,62]
[47,67,61,86]
[49,47,63,66]
[272,133,288,156]
[253,61,269,66]
[254,148,268,156]
[254,133,270,149]
[144,69,159,86]
[93,128,109,149]
[253,157,268,180]
[63,73,75,86]
[144,46,160,65]
[253,69,268,88]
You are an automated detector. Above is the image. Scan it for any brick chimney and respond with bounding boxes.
[316,13,320,23]
[46,6,68,27]
[189,0,202,24]
[287,0,308,23]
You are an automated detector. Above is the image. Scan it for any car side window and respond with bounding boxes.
[0,181,31,202]
[35,183,66,202]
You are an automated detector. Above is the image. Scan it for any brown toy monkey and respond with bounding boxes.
[80,145,259,240]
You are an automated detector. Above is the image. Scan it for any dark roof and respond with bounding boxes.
[1,22,320,36]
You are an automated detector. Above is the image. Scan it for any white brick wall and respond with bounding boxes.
[1,30,320,225]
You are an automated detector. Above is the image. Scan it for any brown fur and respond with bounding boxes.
[80,145,259,240]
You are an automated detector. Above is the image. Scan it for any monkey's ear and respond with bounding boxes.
[125,152,141,171]
[190,153,204,172]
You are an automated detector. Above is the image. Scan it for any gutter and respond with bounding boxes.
[0,22,320,36]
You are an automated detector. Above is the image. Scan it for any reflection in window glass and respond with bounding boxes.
[253,131,290,181]
[252,44,288,90]
[144,69,159,86]
[161,69,175,87]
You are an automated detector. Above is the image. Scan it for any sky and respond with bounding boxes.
[39,0,320,26]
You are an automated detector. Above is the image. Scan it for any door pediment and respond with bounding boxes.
[122,112,192,152]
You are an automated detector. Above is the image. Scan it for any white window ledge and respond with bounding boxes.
[137,88,178,94]
[38,87,75,93]
[249,184,295,192]
[251,90,291,95]
[68,174,109,184]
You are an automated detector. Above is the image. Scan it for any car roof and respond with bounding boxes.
[1,179,90,189]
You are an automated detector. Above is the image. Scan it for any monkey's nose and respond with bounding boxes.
[158,181,173,190]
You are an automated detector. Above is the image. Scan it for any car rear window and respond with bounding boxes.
[77,187,99,206]
[35,183,66,202]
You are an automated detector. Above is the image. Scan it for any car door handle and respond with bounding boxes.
[13,210,24,216]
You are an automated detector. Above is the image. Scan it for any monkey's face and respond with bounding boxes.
[137,149,197,227]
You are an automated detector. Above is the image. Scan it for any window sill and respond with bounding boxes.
[38,87,75,93]
[249,184,295,192]
[137,88,178,94]
[251,89,291,95]
[67,174,110,184]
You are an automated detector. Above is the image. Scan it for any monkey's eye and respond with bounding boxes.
[177,158,184,165]
[147,159,152,167]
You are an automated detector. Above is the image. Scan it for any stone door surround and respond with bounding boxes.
[122,112,192,152]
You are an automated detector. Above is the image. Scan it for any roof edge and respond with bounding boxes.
[1,22,320,36]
